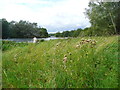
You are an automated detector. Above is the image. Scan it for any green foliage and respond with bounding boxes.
[1,18,10,38]
[2,19,48,38]
[40,39,45,42]
[55,28,82,37]
[2,41,29,51]
[39,28,48,38]
[85,2,120,35]
[2,36,119,88]
[55,32,62,37]
[48,34,55,37]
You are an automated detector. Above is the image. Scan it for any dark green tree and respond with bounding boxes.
[73,28,82,37]
[55,32,62,37]
[8,20,48,38]
[2,18,9,39]
[1,18,50,38]
[85,1,120,35]
[39,28,48,38]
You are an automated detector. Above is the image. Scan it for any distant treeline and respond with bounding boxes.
[52,2,120,37]
[54,28,83,37]
[1,19,48,39]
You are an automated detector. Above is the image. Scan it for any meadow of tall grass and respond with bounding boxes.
[2,36,119,88]
[2,41,29,51]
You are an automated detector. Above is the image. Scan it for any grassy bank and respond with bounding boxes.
[2,36,119,88]
[2,41,29,51]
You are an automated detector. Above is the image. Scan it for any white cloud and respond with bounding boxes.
[0,0,91,32]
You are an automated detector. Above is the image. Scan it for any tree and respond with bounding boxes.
[62,31,70,37]
[39,28,48,38]
[54,28,83,37]
[2,18,9,38]
[9,20,18,38]
[55,32,62,37]
[2,19,49,38]
[85,1,120,35]
[73,28,82,37]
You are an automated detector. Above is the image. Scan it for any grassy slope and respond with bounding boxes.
[2,36,119,88]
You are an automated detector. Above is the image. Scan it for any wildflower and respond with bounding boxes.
[14,54,17,61]
[86,39,91,43]
[56,42,61,46]
[63,57,67,62]
[104,73,107,76]
[63,55,67,62]
[76,44,80,48]
[81,39,85,41]
[80,40,87,44]
[91,41,96,45]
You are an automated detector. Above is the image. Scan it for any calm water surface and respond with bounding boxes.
[3,37,68,43]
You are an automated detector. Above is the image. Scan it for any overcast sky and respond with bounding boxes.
[0,0,91,33]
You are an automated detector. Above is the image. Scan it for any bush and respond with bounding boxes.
[40,39,44,42]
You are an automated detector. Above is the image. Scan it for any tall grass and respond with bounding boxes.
[2,41,29,51]
[2,36,119,88]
